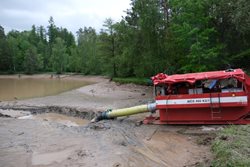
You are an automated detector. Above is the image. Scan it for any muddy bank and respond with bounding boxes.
[0,75,152,112]
[0,75,215,167]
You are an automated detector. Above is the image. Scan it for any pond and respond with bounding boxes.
[0,77,91,101]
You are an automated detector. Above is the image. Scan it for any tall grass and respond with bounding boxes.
[211,125,250,167]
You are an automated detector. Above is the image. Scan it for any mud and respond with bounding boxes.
[0,75,215,167]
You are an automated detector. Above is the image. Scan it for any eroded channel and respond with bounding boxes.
[19,112,90,127]
[0,106,93,127]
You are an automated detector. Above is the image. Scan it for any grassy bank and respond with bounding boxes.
[112,77,151,85]
[211,125,250,167]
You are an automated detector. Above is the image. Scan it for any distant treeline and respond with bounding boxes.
[0,0,250,77]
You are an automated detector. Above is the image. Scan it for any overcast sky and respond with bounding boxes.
[0,0,131,34]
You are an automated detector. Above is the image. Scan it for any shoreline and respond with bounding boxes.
[0,74,153,114]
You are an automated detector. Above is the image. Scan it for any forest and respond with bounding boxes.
[0,0,250,77]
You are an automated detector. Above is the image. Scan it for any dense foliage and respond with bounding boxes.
[0,0,249,76]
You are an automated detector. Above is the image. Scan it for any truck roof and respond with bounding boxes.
[152,69,250,85]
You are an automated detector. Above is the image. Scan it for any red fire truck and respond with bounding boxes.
[148,69,250,124]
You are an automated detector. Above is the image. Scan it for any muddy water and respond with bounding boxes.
[0,78,91,101]
[20,113,90,127]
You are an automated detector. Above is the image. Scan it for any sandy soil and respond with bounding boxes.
[0,75,215,167]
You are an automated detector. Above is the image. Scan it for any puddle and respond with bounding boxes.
[18,113,89,127]
[34,113,90,127]
[18,115,34,119]
[0,78,91,101]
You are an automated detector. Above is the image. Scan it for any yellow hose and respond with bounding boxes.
[107,105,148,118]
[92,103,156,122]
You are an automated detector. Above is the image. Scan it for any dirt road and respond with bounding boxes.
[0,75,214,167]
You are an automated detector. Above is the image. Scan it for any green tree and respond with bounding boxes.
[77,27,100,74]
[36,26,49,71]
[47,16,58,70]
[110,20,135,77]
[0,26,12,71]
[168,0,223,72]
[7,28,44,73]
[29,25,39,46]
[99,18,117,77]
[50,37,68,74]
[7,34,19,72]
[118,0,168,77]
[68,46,81,72]
[211,0,250,70]
[23,45,39,74]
